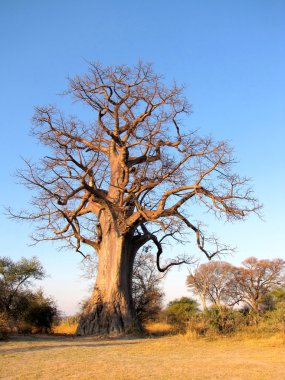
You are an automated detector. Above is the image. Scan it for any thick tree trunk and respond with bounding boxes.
[76,226,142,336]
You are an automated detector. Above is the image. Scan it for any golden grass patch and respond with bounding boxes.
[1,333,284,380]
[144,321,174,335]
[52,322,78,335]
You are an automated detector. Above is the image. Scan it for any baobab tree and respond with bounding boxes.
[10,62,260,335]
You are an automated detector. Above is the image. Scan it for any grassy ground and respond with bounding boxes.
[1,331,285,380]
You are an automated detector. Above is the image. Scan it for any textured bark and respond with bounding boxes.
[76,225,142,335]
[201,295,207,312]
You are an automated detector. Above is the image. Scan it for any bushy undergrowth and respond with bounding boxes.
[1,291,59,337]
[160,302,285,340]
[0,256,59,337]
[0,313,10,340]
[204,307,246,334]
[51,307,285,342]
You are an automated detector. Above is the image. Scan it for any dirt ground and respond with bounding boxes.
[0,334,285,379]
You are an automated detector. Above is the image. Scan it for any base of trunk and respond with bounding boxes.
[76,289,143,336]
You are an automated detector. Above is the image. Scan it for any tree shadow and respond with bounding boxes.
[0,334,145,354]
[1,340,139,354]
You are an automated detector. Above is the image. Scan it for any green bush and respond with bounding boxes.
[0,256,59,334]
[204,306,245,334]
[22,291,59,333]
[164,297,199,330]
[2,290,59,334]
[264,301,285,336]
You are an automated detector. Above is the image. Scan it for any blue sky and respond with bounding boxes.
[0,0,284,314]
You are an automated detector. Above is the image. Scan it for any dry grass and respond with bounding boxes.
[52,321,174,336]
[144,321,174,335]
[1,332,285,380]
[52,323,78,335]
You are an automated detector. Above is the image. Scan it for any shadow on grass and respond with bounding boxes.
[0,334,145,354]
[1,342,139,353]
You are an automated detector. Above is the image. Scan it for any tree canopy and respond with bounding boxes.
[11,62,260,266]
[9,62,261,335]
[0,256,45,314]
[187,257,285,311]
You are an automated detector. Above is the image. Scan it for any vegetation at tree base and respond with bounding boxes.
[181,257,285,337]
[132,248,165,323]
[0,257,59,338]
[10,62,260,335]
[1,254,284,341]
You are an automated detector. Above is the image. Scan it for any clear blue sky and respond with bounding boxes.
[0,0,284,314]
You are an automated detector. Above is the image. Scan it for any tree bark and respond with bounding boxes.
[201,295,207,312]
[76,224,143,336]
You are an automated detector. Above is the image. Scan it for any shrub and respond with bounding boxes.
[164,297,199,330]
[204,306,245,334]
[3,290,59,334]
[185,314,210,338]
[0,313,10,340]
[23,291,59,333]
[264,301,285,340]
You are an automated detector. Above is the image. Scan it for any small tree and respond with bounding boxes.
[187,261,238,311]
[234,257,285,311]
[204,306,244,334]
[10,62,260,335]
[0,257,45,317]
[164,297,199,327]
[265,287,285,340]
[23,290,59,333]
[0,256,59,334]
[132,249,165,323]
[268,287,285,307]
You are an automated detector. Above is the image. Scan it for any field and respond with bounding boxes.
[1,331,285,380]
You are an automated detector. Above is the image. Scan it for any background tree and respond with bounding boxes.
[203,306,244,334]
[23,290,59,333]
[264,287,285,338]
[187,263,211,311]
[132,248,165,323]
[164,297,199,327]
[0,257,45,316]
[10,62,260,335]
[233,257,285,311]
[0,256,58,334]
[267,287,285,308]
[187,261,238,311]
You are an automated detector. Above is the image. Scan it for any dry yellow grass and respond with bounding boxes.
[52,321,174,336]
[52,323,78,335]
[1,333,284,380]
[144,321,174,335]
